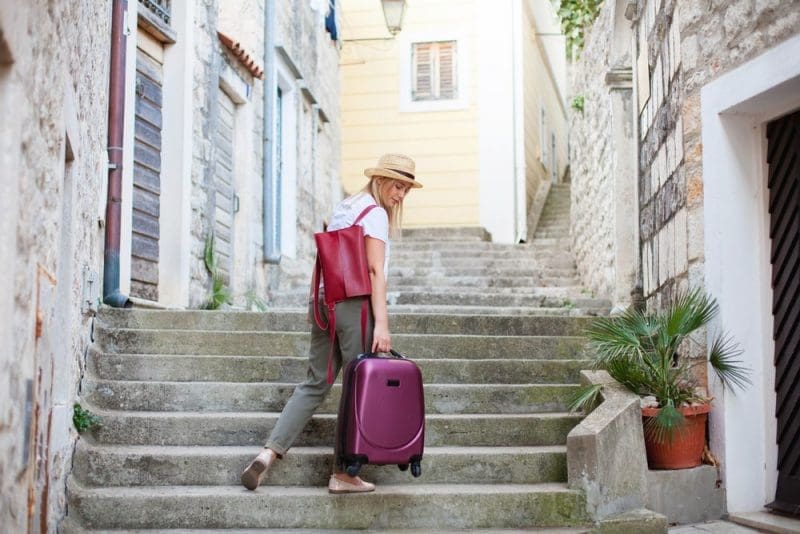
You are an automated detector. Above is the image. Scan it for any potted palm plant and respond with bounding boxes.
[570,289,750,469]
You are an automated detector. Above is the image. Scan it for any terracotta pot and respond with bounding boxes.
[641,404,710,469]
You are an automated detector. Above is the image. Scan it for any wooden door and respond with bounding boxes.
[766,108,800,516]
[130,37,163,301]
[214,89,236,285]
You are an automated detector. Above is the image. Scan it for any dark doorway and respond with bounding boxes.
[766,108,800,517]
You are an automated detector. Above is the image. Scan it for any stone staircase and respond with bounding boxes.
[65,184,613,531]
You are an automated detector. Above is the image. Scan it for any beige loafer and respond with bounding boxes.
[328,474,376,494]
[241,449,276,490]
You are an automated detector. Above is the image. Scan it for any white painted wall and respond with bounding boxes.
[158,0,195,307]
[119,0,138,296]
[701,34,800,513]
[477,0,517,244]
[275,58,298,259]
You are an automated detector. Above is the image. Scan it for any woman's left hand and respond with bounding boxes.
[371,322,391,353]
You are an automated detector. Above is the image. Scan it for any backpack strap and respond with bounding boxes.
[316,203,378,385]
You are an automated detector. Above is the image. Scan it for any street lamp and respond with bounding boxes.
[344,0,407,42]
[381,0,406,36]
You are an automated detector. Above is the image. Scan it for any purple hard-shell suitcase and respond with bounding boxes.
[337,350,425,477]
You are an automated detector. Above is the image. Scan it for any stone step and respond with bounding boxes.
[387,286,586,296]
[96,309,595,336]
[385,304,608,316]
[388,264,576,278]
[82,379,584,413]
[94,328,589,359]
[72,443,567,487]
[386,292,604,309]
[87,410,582,447]
[534,232,571,239]
[401,227,492,241]
[389,257,576,269]
[60,521,592,534]
[387,275,581,289]
[393,238,571,250]
[67,480,589,530]
[90,351,589,382]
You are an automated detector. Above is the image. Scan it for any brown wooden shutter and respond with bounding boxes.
[766,108,800,516]
[438,41,456,99]
[412,43,432,100]
[214,89,236,286]
[130,46,163,301]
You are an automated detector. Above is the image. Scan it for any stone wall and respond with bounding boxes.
[0,1,109,530]
[569,0,617,302]
[188,0,222,307]
[190,0,342,305]
[636,0,799,308]
[267,0,342,296]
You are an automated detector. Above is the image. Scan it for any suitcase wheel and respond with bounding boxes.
[398,463,409,471]
[411,462,422,478]
[346,462,362,477]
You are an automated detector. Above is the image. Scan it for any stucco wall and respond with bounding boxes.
[521,0,569,242]
[340,0,481,228]
[0,1,109,530]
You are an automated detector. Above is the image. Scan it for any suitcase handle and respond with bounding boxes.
[357,349,406,360]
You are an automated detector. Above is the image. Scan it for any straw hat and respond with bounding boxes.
[363,153,423,188]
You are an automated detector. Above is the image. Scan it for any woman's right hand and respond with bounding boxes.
[371,322,391,353]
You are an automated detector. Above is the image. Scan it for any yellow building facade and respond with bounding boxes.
[340,0,568,243]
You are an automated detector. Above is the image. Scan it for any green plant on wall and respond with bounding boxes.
[203,232,232,310]
[553,0,604,60]
[73,403,102,433]
[571,95,585,113]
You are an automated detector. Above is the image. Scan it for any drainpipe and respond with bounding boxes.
[103,0,131,307]
[262,0,281,263]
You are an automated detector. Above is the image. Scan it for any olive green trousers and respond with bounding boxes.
[264,296,373,456]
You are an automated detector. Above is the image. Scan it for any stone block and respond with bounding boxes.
[723,1,754,42]
[687,205,704,262]
[646,465,725,524]
[568,371,649,521]
[675,208,688,274]
[659,226,668,287]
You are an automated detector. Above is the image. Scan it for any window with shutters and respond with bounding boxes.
[400,33,467,112]
[411,41,457,101]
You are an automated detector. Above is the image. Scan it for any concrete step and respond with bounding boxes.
[67,480,589,530]
[387,275,581,289]
[387,265,576,279]
[386,292,605,309]
[385,304,609,316]
[534,232,571,239]
[94,328,589,359]
[401,226,491,241]
[61,522,592,534]
[96,309,596,336]
[393,239,571,251]
[90,351,589,383]
[82,379,585,413]
[87,410,582,447]
[387,285,587,296]
[388,257,576,270]
[72,443,568,486]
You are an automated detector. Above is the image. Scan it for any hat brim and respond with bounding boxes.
[364,168,423,188]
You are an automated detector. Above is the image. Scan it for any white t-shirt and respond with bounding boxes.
[327,192,390,278]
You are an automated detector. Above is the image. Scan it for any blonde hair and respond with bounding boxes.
[363,176,403,238]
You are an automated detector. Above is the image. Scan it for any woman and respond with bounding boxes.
[241,153,422,494]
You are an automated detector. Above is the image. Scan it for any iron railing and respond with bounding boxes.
[139,0,171,26]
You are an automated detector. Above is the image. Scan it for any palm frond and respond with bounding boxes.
[568,383,604,413]
[709,334,751,392]
[643,402,685,444]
